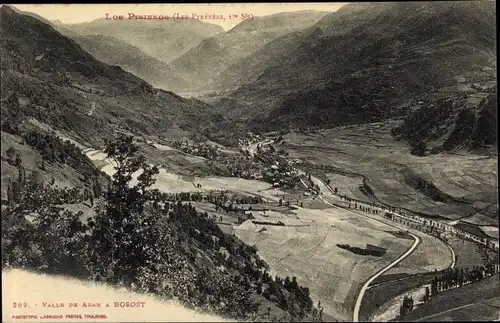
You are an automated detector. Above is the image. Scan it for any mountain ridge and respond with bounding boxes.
[70,34,189,91]
[59,16,225,63]
[170,10,331,91]
[0,5,222,147]
[208,1,496,135]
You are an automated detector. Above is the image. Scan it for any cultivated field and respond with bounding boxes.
[447,237,498,268]
[84,148,275,196]
[233,205,415,321]
[278,122,498,226]
[382,233,452,277]
[84,144,421,321]
[80,134,493,322]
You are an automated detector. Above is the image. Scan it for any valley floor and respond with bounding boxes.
[82,139,454,322]
[3,120,496,322]
[277,121,499,241]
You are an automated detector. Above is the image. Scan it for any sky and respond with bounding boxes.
[12,3,347,30]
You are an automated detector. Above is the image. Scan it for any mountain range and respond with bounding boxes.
[59,17,224,63]
[206,1,496,134]
[1,2,497,150]
[70,34,190,91]
[170,10,331,91]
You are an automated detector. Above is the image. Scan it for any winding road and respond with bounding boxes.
[353,233,420,322]
[307,172,457,321]
[240,139,439,321]
[306,176,423,322]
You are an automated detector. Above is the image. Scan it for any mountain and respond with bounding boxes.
[0,9,320,321]
[8,5,80,37]
[392,90,497,155]
[70,34,189,91]
[8,7,192,91]
[0,5,222,148]
[59,17,224,63]
[170,10,331,91]
[209,1,496,133]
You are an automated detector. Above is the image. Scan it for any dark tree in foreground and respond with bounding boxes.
[88,135,159,284]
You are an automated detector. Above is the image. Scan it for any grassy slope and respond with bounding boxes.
[1,131,85,199]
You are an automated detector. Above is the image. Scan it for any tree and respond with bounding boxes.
[83,188,91,203]
[431,276,438,296]
[7,179,14,206]
[14,153,22,167]
[88,134,159,283]
[256,282,263,295]
[6,147,15,163]
[410,140,426,156]
[284,276,291,289]
[17,165,26,186]
[89,189,94,207]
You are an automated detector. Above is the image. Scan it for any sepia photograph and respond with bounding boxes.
[1,2,498,322]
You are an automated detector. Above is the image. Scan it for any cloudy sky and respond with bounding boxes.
[13,3,347,30]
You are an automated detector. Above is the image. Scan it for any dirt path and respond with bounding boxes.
[415,303,475,322]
